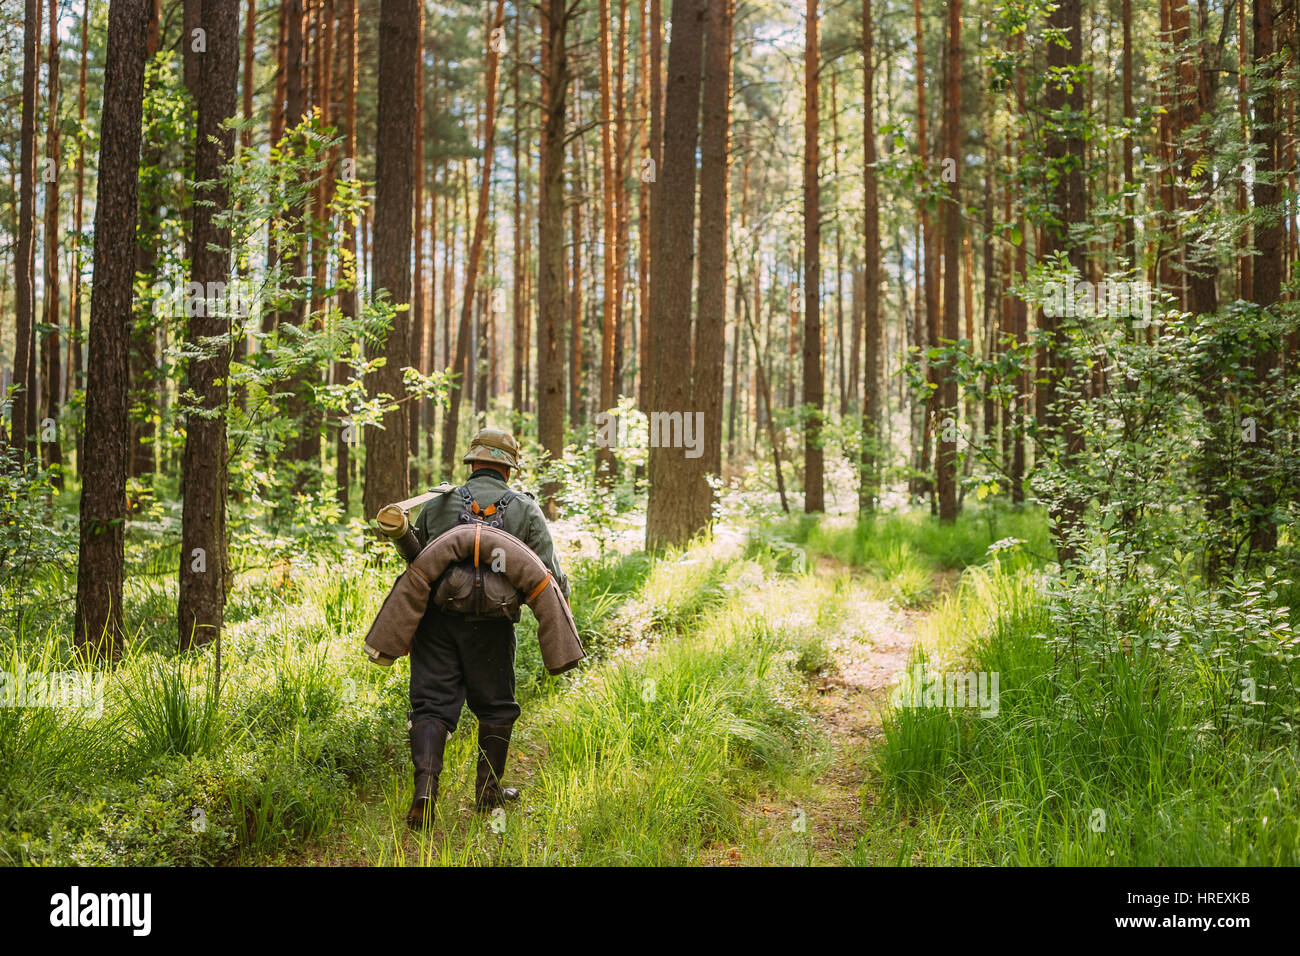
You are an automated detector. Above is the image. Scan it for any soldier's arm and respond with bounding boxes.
[522,507,570,601]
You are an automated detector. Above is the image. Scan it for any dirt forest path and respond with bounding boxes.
[717,562,947,866]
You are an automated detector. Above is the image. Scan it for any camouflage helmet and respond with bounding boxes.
[463,426,520,470]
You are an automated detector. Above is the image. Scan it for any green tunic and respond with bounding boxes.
[412,469,570,600]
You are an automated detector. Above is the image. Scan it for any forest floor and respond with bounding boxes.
[700,563,934,866]
[281,550,950,867]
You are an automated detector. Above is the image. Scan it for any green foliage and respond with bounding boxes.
[871,554,1300,865]
[0,445,77,633]
[119,652,225,760]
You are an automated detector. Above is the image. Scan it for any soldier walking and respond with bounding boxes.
[404,427,569,829]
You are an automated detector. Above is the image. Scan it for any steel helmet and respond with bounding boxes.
[463,427,520,469]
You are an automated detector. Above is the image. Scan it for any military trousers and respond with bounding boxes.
[408,605,521,730]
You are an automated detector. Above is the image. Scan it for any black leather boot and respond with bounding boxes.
[475,722,521,811]
[407,717,450,830]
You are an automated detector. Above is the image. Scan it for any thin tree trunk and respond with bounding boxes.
[640,0,663,419]
[570,81,585,427]
[614,0,631,398]
[1248,0,1282,554]
[40,0,64,482]
[512,11,525,420]
[802,0,824,513]
[831,67,847,420]
[439,0,506,479]
[935,0,961,522]
[334,0,359,509]
[11,0,40,456]
[690,0,732,528]
[1039,0,1087,560]
[860,0,881,514]
[732,241,788,513]
[596,0,620,481]
[912,0,937,499]
[67,0,91,473]
[410,2,425,489]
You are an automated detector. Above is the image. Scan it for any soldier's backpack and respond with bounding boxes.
[431,487,525,622]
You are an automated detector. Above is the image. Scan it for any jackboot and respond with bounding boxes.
[474,722,521,811]
[407,717,450,830]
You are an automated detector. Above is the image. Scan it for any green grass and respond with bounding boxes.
[863,556,1300,866]
[746,504,1051,609]
[0,525,825,866]
[342,563,828,866]
[10,496,1294,868]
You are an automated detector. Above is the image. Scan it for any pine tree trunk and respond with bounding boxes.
[1248,0,1282,554]
[831,68,846,420]
[689,0,732,529]
[645,0,706,549]
[536,0,570,514]
[40,0,64,483]
[512,11,525,420]
[439,0,506,480]
[362,0,419,515]
[334,0,359,509]
[410,3,425,489]
[912,0,937,500]
[68,0,91,474]
[935,0,961,522]
[614,0,631,399]
[1039,0,1087,561]
[11,0,40,456]
[640,0,664,420]
[570,115,585,428]
[179,0,238,651]
[860,0,881,514]
[596,0,621,482]
[802,0,824,513]
[74,0,150,659]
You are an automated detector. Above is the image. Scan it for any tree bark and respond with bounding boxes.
[335,0,359,509]
[178,0,238,651]
[536,0,571,515]
[936,0,961,522]
[439,0,506,480]
[596,0,621,482]
[640,0,663,420]
[11,0,40,457]
[912,0,938,500]
[40,0,64,482]
[645,0,706,549]
[689,0,732,528]
[569,81,585,427]
[68,0,91,473]
[860,0,881,514]
[802,0,824,513]
[410,2,425,489]
[362,0,419,516]
[74,0,150,659]
[1039,0,1087,561]
[1248,0,1282,553]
